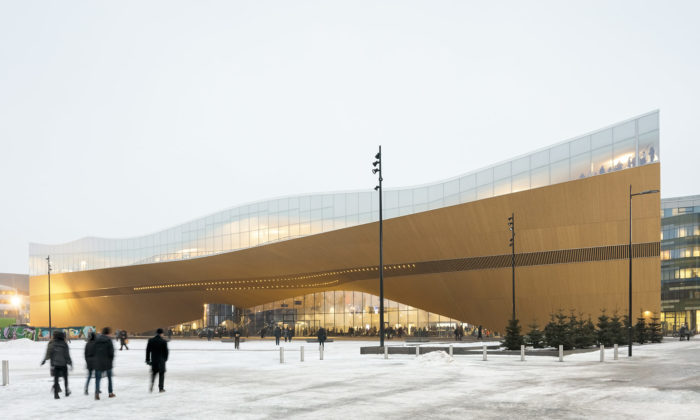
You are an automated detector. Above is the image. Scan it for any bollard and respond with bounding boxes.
[320,346,324,360]
[2,360,8,386]
[521,345,525,361]
[482,343,487,361]
[614,344,619,360]
[600,344,605,362]
[384,346,388,359]
[300,345,304,362]
[280,347,284,364]
[558,345,563,362]
[449,345,453,357]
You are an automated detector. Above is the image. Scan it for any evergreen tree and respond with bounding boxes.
[596,310,613,347]
[526,322,545,348]
[581,316,597,348]
[503,318,524,350]
[647,315,663,343]
[634,316,648,344]
[544,310,571,349]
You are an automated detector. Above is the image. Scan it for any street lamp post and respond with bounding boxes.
[628,186,659,357]
[46,255,52,338]
[372,146,385,348]
[508,214,516,320]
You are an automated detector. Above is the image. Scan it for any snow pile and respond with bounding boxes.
[0,338,41,349]
[415,350,453,364]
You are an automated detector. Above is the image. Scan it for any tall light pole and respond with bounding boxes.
[46,255,52,338]
[508,213,516,320]
[628,186,659,357]
[372,146,385,348]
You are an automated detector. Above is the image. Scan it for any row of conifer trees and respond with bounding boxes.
[502,310,663,350]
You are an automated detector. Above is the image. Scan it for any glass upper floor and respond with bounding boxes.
[29,111,660,276]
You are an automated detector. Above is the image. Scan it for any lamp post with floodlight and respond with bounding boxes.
[372,146,385,348]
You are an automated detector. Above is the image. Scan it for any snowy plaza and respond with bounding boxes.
[2,337,700,419]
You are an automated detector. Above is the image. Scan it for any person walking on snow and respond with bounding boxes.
[146,328,170,393]
[317,327,327,348]
[42,330,72,399]
[94,327,116,399]
[84,331,97,395]
[273,325,282,345]
[119,329,129,350]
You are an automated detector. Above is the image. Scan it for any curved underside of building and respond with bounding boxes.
[30,163,660,332]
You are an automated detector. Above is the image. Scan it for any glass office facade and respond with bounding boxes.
[660,195,700,333]
[240,290,468,337]
[29,111,660,276]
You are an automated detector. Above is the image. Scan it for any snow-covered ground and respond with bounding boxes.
[2,337,700,419]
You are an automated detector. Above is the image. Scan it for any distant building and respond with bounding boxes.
[0,273,29,324]
[660,195,700,332]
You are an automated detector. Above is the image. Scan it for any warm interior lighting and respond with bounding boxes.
[10,296,21,306]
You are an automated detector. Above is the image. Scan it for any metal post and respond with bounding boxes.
[520,344,525,361]
[510,213,515,319]
[629,185,633,358]
[614,343,619,360]
[558,345,564,362]
[320,346,324,360]
[600,344,605,362]
[300,345,304,362]
[280,347,284,364]
[377,146,385,348]
[482,343,487,361]
[449,344,453,357]
[416,345,420,357]
[47,256,52,338]
[384,345,388,359]
[2,360,8,386]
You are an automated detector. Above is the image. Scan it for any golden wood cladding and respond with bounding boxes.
[29,163,661,332]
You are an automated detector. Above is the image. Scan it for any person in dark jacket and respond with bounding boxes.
[477,325,483,340]
[273,326,282,345]
[317,327,327,348]
[167,328,173,341]
[42,330,72,399]
[146,328,169,393]
[84,332,97,395]
[233,328,241,350]
[287,326,294,342]
[119,329,129,350]
[94,327,116,399]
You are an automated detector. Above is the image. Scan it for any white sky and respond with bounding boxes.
[1,1,699,274]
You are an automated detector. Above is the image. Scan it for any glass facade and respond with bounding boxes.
[29,111,660,276]
[238,290,469,337]
[660,195,700,333]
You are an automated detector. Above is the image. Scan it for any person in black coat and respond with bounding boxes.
[146,328,169,393]
[233,328,241,350]
[287,326,294,342]
[119,330,129,350]
[94,327,115,399]
[42,330,72,399]
[84,331,97,395]
[273,326,282,345]
[317,327,327,348]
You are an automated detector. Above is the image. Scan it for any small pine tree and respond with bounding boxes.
[503,318,524,350]
[597,310,613,347]
[647,316,663,343]
[635,316,648,344]
[544,310,571,349]
[526,322,545,348]
[580,316,597,348]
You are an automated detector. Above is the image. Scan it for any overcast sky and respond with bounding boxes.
[1,1,699,274]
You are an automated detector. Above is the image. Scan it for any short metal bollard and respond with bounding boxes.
[2,360,8,386]
[520,345,525,361]
[600,344,605,362]
[449,345,453,357]
[384,346,388,359]
[300,345,304,362]
[482,344,487,361]
[614,343,619,360]
[558,345,564,362]
[416,345,420,357]
[320,346,324,360]
[280,347,284,364]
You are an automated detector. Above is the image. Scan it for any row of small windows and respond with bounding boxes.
[662,206,700,217]
[661,247,700,260]
[662,267,700,281]
[661,224,700,240]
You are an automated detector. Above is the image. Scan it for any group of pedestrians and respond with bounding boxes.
[42,327,169,400]
[272,325,296,345]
